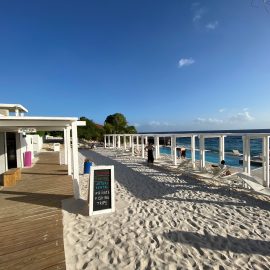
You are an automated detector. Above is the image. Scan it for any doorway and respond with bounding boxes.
[6,132,17,169]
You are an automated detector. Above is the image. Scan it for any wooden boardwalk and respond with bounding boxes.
[0,152,73,270]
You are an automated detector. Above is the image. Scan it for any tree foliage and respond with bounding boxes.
[104,113,137,134]
[78,117,104,141]
[77,113,136,141]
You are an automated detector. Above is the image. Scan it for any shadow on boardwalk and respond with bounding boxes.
[0,190,71,209]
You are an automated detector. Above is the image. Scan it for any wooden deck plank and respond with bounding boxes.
[0,152,73,270]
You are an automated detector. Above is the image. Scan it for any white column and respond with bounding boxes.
[242,136,250,174]
[263,136,270,187]
[199,135,205,170]
[67,126,72,175]
[154,136,159,160]
[131,135,135,156]
[157,136,160,158]
[129,136,132,148]
[113,135,116,148]
[219,136,225,163]
[172,135,177,165]
[136,135,139,150]
[124,135,127,150]
[117,135,121,148]
[145,136,148,146]
[104,135,107,148]
[191,135,196,169]
[141,135,145,158]
[64,128,68,165]
[71,122,80,199]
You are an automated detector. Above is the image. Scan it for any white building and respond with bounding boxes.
[0,103,85,199]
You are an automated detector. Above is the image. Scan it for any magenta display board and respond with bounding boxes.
[24,151,32,167]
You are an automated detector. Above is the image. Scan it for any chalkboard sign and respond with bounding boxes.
[89,165,115,216]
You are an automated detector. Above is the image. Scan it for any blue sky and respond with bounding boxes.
[1,0,270,132]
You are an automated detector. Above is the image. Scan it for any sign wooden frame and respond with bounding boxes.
[89,165,115,216]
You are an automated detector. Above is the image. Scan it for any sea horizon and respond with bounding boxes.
[140,128,270,134]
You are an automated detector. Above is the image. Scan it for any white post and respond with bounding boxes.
[219,136,225,163]
[191,135,196,169]
[117,135,121,148]
[154,136,158,160]
[64,128,68,165]
[247,136,251,175]
[124,135,127,150]
[131,135,134,156]
[114,135,117,148]
[242,136,247,173]
[263,136,270,187]
[67,126,72,175]
[71,122,80,199]
[129,135,132,148]
[136,135,139,150]
[141,135,145,158]
[104,135,107,148]
[199,135,205,171]
[172,135,177,165]
[157,136,160,158]
[145,136,148,146]
[242,136,250,174]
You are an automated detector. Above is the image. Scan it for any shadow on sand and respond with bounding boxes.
[164,230,270,256]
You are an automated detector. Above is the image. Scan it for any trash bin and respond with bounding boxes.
[84,161,92,174]
[53,143,60,152]
[24,151,32,167]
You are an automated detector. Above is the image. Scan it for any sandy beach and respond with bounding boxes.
[62,148,270,270]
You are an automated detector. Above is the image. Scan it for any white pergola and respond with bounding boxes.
[104,132,270,188]
[0,116,86,199]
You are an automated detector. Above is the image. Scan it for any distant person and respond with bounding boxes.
[181,147,186,159]
[145,143,155,164]
[212,160,231,175]
[176,147,181,158]
[211,160,226,169]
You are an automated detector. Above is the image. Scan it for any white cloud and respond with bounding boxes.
[194,109,255,128]
[149,121,161,126]
[149,121,171,126]
[133,123,140,127]
[193,7,206,22]
[219,108,226,113]
[192,2,200,8]
[195,117,223,124]
[206,21,219,30]
[229,111,255,122]
[178,58,195,68]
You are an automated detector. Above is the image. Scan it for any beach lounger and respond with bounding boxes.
[236,172,265,191]
[232,149,243,156]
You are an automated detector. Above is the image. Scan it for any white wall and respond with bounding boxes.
[33,135,43,155]
[16,133,22,168]
[20,134,34,164]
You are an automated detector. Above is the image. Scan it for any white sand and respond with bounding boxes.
[62,148,270,270]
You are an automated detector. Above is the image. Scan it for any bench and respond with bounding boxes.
[1,168,21,187]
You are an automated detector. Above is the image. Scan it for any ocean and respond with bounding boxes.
[150,129,270,168]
